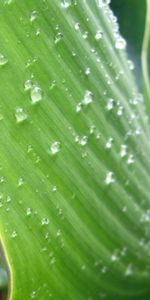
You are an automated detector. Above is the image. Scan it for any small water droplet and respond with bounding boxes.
[50,141,61,155]
[26,207,32,216]
[120,145,127,157]
[6,196,11,203]
[31,291,37,298]
[106,98,115,110]
[82,31,88,39]
[30,86,42,104]
[105,171,115,185]
[106,137,113,149]
[115,36,126,50]
[74,22,80,31]
[85,67,91,75]
[15,108,28,123]
[24,79,32,91]
[0,53,8,66]
[41,218,49,226]
[117,105,124,116]
[54,32,63,44]
[95,30,103,40]
[125,264,133,276]
[82,90,93,105]
[18,177,24,187]
[30,10,38,22]
[127,154,134,165]
[128,60,134,70]
[61,0,71,8]
[11,231,17,238]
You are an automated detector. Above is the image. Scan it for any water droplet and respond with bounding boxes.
[128,60,134,70]
[105,171,115,185]
[117,105,124,116]
[127,154,134,165]
[30,86,42,104]
[31,291,37,298]
[115,36,126,50]
[26,207,32,216]
[41,218,49,226]
[76,102,82,113]
[120,145,127,157]
[18,177,24,187]
[80,136,88,146]
[106,98,115,110]
[106,137,113,149]
[36,28,40,36]
[50,141,61,155]
[82,31,88,39]
[24,79,32,91]
[6,196,11,203]
[82,90,93,106]
[111,252,119,262]
[95,30,103,40]
[15,108,28,123]
[74,22,80,31]
[54,32,63,44]
[11,231,17,238]
[85,67,91,75]
[0,53,8,66]
[61,0,71,8]
[125,264,133,276]
[30,10,38,22]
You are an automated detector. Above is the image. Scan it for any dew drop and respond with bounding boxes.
[41,218,49,226]
[11,231,17,238]
[125,264,133,277]
[117,105,124,116]
[31,291,37,298]
[61,0,71,8]
[115,36,126,50]
[54,32,63,44]
[95,30,103,40]
[15,108,28,123]
[105,171,115,185]
[128,60,135,70]
[106,98,115,110]
[30,86,42,104]
[6,196,11,203]
[18,177,24,187]
[24,79,32,91]
[50,141,61,155]
[76,102,82,113]
[106,137,113,149]
[74,22,80,31]
[0,53,8,66]
[82,31,88,39]
[127,154,134,165]
[30,10,38,22]
[120,145,127,157]
[85,67,91,75]
[26,207,32,216]
[82,90,93,105]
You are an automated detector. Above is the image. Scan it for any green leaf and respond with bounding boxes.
[0,1,150,300]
